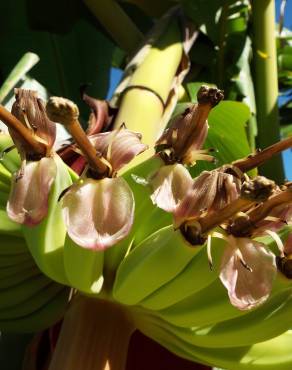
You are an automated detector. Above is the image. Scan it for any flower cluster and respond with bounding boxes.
[1,86,292,313]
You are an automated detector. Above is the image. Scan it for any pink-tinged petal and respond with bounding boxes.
[220,237,276,310]
[7,157,56,226]
[149,164,193,213]
[62,177,134,250]
[90,128,148,172]
[81,91,115,135]
[173,171,218,227]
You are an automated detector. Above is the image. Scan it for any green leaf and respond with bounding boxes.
[171,100,252,177]
[207,101,251,163]
[0,52,39,104]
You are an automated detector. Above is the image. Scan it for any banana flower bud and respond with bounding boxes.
[62,128,147,250]
[156,85,223,166]
[150,165,241,228]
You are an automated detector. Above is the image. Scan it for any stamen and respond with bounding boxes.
[265,230,285,257]
[22,109,35,131]
[206,234,213,270]
[235,248,253,272]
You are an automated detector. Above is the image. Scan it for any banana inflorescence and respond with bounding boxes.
[0,63,292,370]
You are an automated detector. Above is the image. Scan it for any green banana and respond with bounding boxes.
[104,156,170,277]
[138,237,226,310]
[154,273,292,328]
[0,163,11,185]
[0,253,32,268]
[23,155,72,285]
[0,282,65,320]
[139,227,292,311]
[0,208,22,237]
[195,330,292,370]
[113,226,201,305]
[155,278,250,328]
[0,287,70,332]
[139,287,292,349]
[64,235,104,295]
[0,260,36,279]
[0,278,53,311]
[0,134,20,173]
[133,309,292,370]
[0,266,40,289]
[0,235,27,254]
[0,192,8,207]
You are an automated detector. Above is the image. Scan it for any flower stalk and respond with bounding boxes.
[49,295,135,370]
[232,136,292,173]
[46,97,108,177]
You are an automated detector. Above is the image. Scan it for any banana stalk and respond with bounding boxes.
[111,8,197,169]
[252,0,284,182]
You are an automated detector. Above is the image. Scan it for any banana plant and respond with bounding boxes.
[0,2,292,370]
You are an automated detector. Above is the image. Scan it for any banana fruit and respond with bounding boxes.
[0,287,70,332]
[133,309,292,370]
[64,235,104,295]
[113,226,202,305]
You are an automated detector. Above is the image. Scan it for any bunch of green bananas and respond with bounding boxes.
[0,134,71,332]
[1,130,292,370]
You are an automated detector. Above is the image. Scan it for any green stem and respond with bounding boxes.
[83,0,143,53]
[252,0,284,182]
[0,53,39,104]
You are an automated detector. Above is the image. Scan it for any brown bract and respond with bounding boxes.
[11,89,56,159]
[155,85,223,166]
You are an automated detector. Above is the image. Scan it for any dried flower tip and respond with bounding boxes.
[6,89,56,158]
[197,85,224,107]
[241,176,276,201]
[180,221,206,246]
[46,97,79,126]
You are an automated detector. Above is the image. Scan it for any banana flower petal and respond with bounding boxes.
[7,157,56,226]
[149,163,193,213]
[219,236,277,310]
[174,169,241,227]
[90,128,148,173]
[62,177,134,250]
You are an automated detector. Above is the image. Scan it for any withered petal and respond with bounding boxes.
[173,171,218,227]
[7,157,57,226]
[62,177,134,250]
[81,91,115,135]
[219,237,276,310]
[11,89,56,155]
